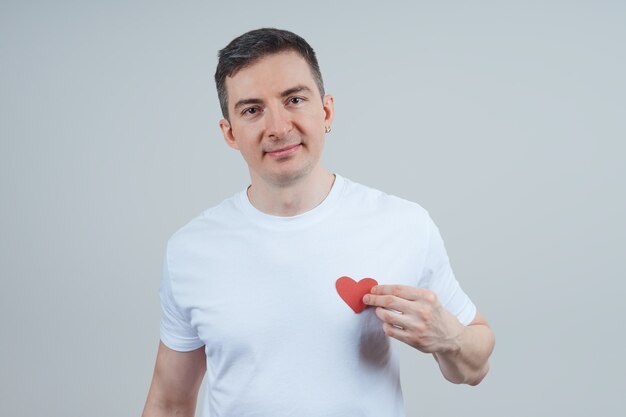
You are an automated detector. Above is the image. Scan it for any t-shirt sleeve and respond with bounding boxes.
[159,253,204,352]
[418,214,477,326]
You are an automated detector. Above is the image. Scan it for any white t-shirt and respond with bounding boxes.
[159,174,476,417]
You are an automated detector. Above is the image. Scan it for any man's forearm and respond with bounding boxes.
[142,400,196,417]
[433,322,495,385]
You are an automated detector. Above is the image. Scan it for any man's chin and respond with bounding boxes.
[264,165,315,188]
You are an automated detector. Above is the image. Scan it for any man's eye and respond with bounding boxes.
[289,97,304,105]
[243,107,259,116]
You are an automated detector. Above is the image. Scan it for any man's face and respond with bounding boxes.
[219,51,334,187]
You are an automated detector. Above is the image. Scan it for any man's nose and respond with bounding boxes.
[265,106,292,139]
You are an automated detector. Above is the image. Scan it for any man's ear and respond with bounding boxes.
[219,118,239,150]
[323,94,335,127]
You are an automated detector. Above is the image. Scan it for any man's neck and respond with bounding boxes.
[247,168,336,217]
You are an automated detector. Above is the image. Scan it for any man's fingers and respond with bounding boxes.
[381,322,409,341]
[363,293,410,312]
[374,307,411,330]
[369,284,437,303]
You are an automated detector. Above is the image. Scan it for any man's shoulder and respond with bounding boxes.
[341,175,429,218]
[166,190,244,250]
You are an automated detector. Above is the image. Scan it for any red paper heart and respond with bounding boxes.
[336,276,378,313]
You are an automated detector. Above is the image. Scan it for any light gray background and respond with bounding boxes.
[1,1,624,416]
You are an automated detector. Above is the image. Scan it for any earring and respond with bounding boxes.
[325,126,331,133]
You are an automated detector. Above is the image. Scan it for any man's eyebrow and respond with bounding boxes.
[233,85,313,112]
[233,98,263,111]
[280,85,312,97]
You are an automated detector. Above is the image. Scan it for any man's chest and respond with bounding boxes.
[173,222,427,355]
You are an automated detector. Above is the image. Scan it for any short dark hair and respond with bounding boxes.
[215,28,325,120]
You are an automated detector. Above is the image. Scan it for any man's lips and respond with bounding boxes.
[265,143,301,157]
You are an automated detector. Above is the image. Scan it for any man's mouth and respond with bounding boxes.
[265,143,301,157]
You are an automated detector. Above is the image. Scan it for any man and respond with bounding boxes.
[142,28,495,417]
